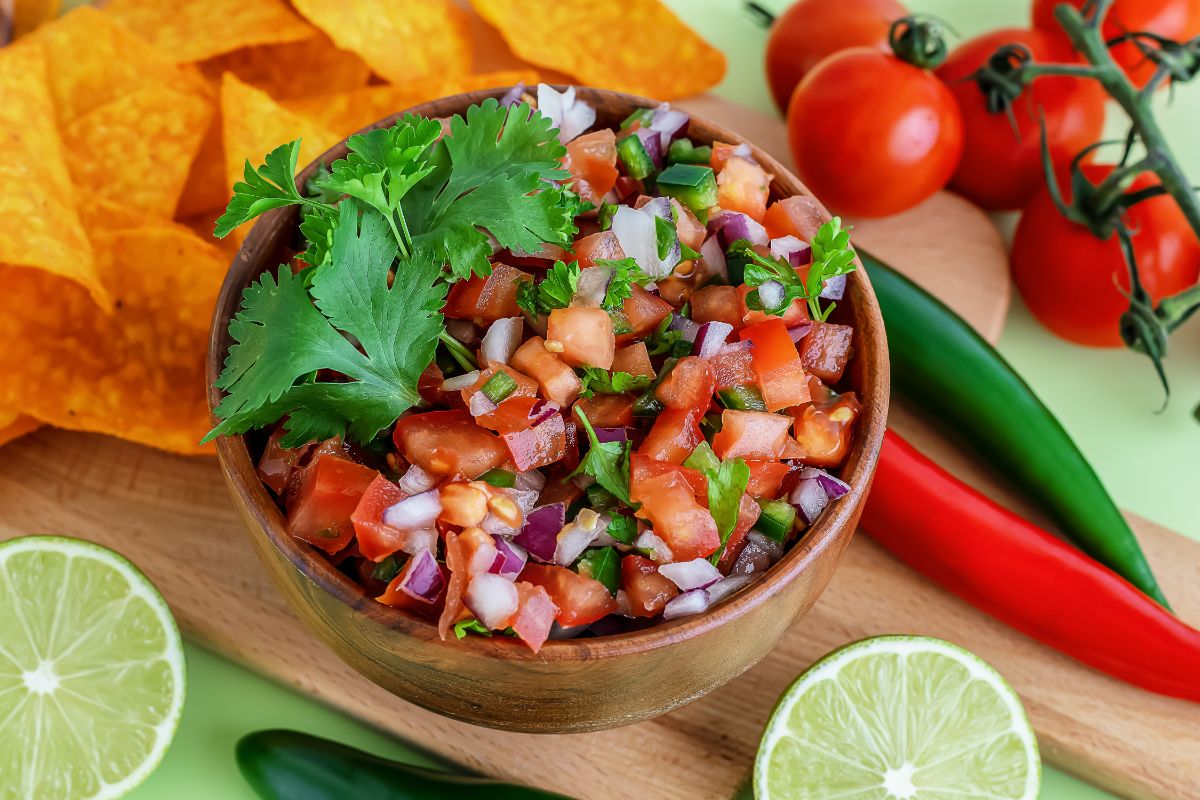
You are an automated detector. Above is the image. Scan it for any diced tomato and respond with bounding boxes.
[691,285,743,329]
[417,362,466,410]
[709,141,740,173]
[393,410,510,479]
[630,454,708,505]
[573,394,634,428]
[565,129,618,205]
[716,493,762,573]
[511,336,582,405]
[708,347,757,391]
[460,364,539,406]
[538,470,583,507]
[503,413,567,471]
[655,276,693,308]
[654,357,715,410]
[745,460,790,498]
[636,471,720,560]
[621,555,679,618]
[573,230,624,267]
[736,284,810,328]
[712,409,792,460]
[258,427,316,495]
[781,435,806,460]
[617,285,673,344]
[740,319,811,411]
[350,475,408,562]
[377,557,448,618]
[717,156,770,222]
[519,563,618,627]
[799,321,854,383]
[639,406,705,465]
[561,419,581,473]
[438,531,469,640]
[458,525,499,574]
[762,195,826,241]
[671,199,707,252]
[443,263,531,323]
[470,395,536,434]
[611,342,655,378]
[546,307,615,370]
[790,394,861,468]
[512,582,558,653]
[287,455,379,554]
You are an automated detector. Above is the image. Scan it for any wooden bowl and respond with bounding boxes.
[207,86,889,733]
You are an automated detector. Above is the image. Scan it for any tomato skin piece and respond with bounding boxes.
[708,347,757,391]
[639,406,705,465]
[788,48,963,218]
[716,156,771,222]
[438,531,469,640]
[611,342,655,378]
[616,285,673,344]
[712,409,792,460]
[443,263,531,323]
[621,555,679,618]
[546,307,615,370]
[393,410,510,479]
[519,563,618,627]
[503,413,567,471]
[937,28,1107,210]
[573,230,624,267]
[745,460,791,498]
[511,336,583,405]
[351,475,409,562]
[1012,165,1200,346]
[691,285,743,329]
[572,394,634,428]
[740,319,811,411]
[564,129,618,204]
[762,195,829,241]
[512,582,558,653]
[765,0,909,112]
[630,453,709,505]
[287,455,379,554]
[636,471,720,561]
[655,357,715,411]
[798,321,854,383]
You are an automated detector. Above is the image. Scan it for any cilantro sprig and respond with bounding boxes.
[686,443,751,565]
[594,257,652,310]
[739,217,857,321]
[578,367,652,399]
[516,260,579,318]
[570,408,634,505]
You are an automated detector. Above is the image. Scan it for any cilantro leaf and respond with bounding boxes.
[215,139,334,239]
[204,202,446,448]
[304,162,342,204]
[570,408,633,505]
[738,217,857,319]
[515,277,541,319]
[453,618,492,639]
[645,314,693,358]
[704,455,750,565]
[578,367,652,399]
[516,260,579,318]
[594,257,651,311]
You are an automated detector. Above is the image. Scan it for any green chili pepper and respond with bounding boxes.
[237,730,571,800]
[862,250,1168,607]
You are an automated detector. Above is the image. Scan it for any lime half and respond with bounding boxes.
[755,635,1039,800]
[0,536,186,800]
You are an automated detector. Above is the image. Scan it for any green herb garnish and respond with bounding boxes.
[578,366,652,399]
[453,618,492,639]
[594,257,652,311]
[739,217,856,321]
[575,546,620,595]
[478,468,517,488]
[480,370,517,404]
[516,260,579,318]
[570,408,633,505]
[703,455,751,565]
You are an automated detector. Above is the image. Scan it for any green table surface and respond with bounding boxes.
[128,0,1200,797]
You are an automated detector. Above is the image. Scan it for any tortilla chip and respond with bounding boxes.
[63,85,214,219]
[221,74,341,244]
[0,225,226,455]
[175,112,228,218]
[199,32,372,100]
[105,0,313,62]
[12,0,60,39]
[471,0,726,100]
[284,69,540,139]
[291,0,472,84]
[178,209,242,264]
[0,415,41,449]
[0,43,107,311]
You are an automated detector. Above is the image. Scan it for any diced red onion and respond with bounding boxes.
[514,470,546,494]
[819,274,846,301]
[787,322,813,343]
[594,427,629,444]
[790,478,829,525]
[749,531,785,561]
[554,509,602,565]
[464,572,519,630]
[527,400,560,427]
[441,370,479,392]
[574,265,613,307]
[445,318,479,345]
[693,321,733,359]
[634,127,664,169]
[706,573,756,604]
[480,317,523,367]
[592,531,620,547]
[397,549,445,604]
[640,196,674,222]
[658,558,722,591]
[800,467,852,500]
[468,390,497,417]
[398,464,437,495]
[516,503,565,562]
[699,235,727,280]
[731,531,784,575]
[709,211,768,247]
[668,313,700,343]
[634,530,673,563]
[648,103,689,150]
[382,490,441,531]
[489,536,528,579]
[536,83,595,144]
[662,588,710,620]
[499,83,525,108]
[611,203,680,278]
[757,280,785,311]
[769,236,812,268]
[400,528,437,557]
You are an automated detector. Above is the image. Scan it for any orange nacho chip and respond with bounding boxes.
[105,0,313,63]
[12,0,60,39]
[199,32,372,100]
[175,112,228,218]
[0,414,41,449]
[471,0,726,100]
[0,225,227,455]
[284,69,540,138]
[292,0,472,84]
[0,43,106,310]
[64,84,214,219]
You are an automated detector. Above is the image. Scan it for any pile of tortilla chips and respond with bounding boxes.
[0,0,724,455]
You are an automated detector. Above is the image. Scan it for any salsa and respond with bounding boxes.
[211,84,862,654]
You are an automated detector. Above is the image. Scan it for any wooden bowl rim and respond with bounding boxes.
[207,85,890,663]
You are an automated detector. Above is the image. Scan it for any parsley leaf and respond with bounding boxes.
[571,408,633,505]
[578,367,652,399]
[594,257,651,311]
[215,139,334,239]
[304,162,342,204]
[203,202,446,448]
[738,217,857,319]
[516,260,579,318]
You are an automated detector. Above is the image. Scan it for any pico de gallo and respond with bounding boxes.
[208,84,862,654]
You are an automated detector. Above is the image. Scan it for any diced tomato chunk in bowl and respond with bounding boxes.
[207,84,886,733]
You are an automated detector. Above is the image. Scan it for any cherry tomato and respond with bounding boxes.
[787,48,963,218]
[1032,0,1200,88]
[1011,165,1200,347]
[937,28,1107,210]
[764,0,909,112]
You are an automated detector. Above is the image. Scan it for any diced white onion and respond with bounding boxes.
[758,280,785,310]
[536,83,596,143]
[480,318,523,367]
[634,530,674,564]
[706,574,757,605]
[658,558,723,591]
[441,370,480,392]
[662,588,710,620]
[382,490,442,531]
[554,508,603,566]
[464,573,519,630]
[398,464,437,495]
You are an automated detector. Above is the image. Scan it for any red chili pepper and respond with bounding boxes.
[860,430,1200,702]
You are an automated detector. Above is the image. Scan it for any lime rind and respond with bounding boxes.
[754,635,1040,800]
[0,535,186,800]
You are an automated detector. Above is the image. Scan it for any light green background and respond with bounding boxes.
[130,0,1198,798]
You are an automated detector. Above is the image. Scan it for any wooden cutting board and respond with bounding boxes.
[1,98,1197,800]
